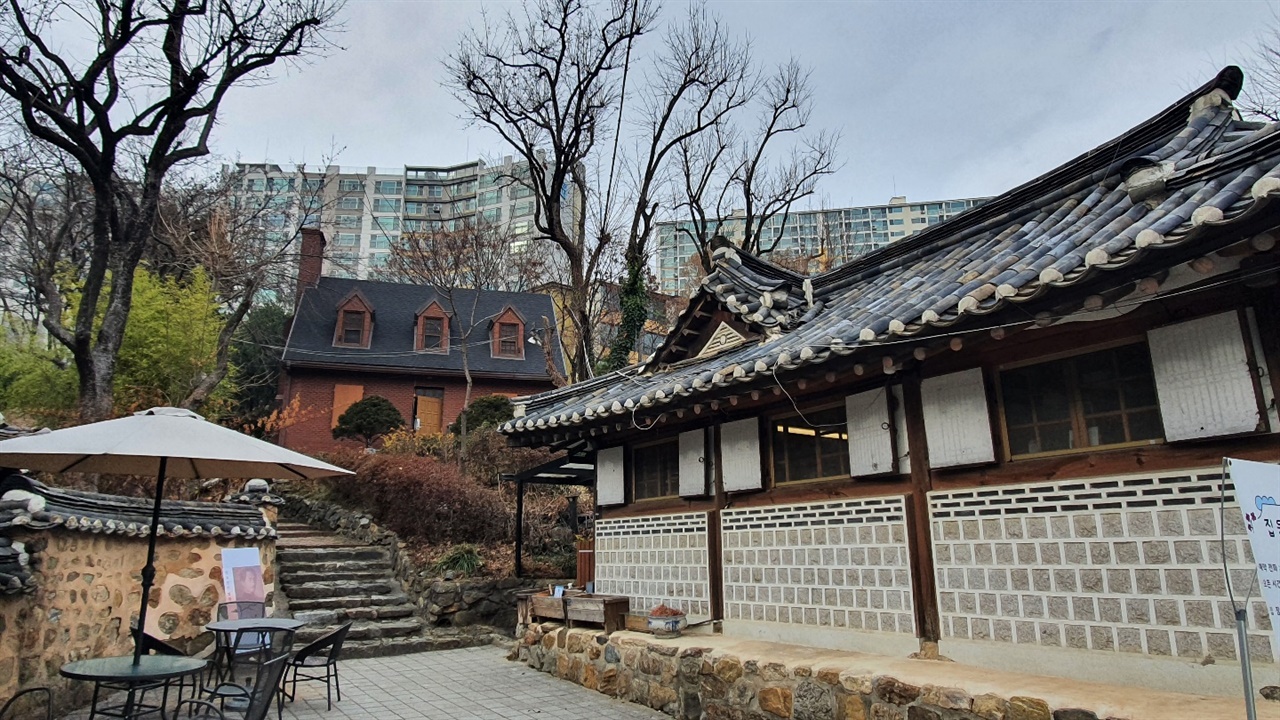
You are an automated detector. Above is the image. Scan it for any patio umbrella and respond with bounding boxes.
[0,406,353,664]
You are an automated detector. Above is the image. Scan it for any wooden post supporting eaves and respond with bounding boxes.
[902,371,941,642]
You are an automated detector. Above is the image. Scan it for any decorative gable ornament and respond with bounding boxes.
[697,322,747,358]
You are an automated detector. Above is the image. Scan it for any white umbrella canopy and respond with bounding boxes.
[0,406,352,665]
[0,406,352,479]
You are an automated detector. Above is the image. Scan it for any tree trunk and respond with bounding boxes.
[606,248,647,371]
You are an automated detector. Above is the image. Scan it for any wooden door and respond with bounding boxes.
[415,387,444,434]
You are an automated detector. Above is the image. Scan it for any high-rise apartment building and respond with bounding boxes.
[232,158,577,279]
[654,195,990,295]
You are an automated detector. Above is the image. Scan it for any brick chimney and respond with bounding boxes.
[297,227,326,305]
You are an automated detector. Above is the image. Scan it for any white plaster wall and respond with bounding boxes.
[721,496,914,638]
[930,468,1273,674]
[594,512,711,619]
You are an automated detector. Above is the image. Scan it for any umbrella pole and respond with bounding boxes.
[133,457,167,666]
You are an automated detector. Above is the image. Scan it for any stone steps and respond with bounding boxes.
[277,547,387,563]
[286,593,411,611]
[336,630,507,659]
[296,617,423,644]
[275,519,431,659]
[280,568,391,585]
[291,603,418,626]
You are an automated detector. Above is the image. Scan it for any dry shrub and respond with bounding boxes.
[321,449,510,545]
[381,426,556,486]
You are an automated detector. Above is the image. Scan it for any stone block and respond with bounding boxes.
[1175,631,1204,658]
[839,672,874,695]
[1157,510,1185,536]
[1008,696,1051,720]
[1113,542,1140,564]
[1117,627,1143,653]
[869,704,906,720]
[1089,626,1114,650]
[920,685,972,710]
[907,708,941,720]
[650,683,679,711]
[794,680,834,720]
[1173,540,1203,564]
[1154,599,1181,626]
[1141,540,1170,564]
[1165,568,1194,596]
[715,656,744,684]
[1145,629,1172,656]
[873,676,920,705]
[973,694,1008,720]
[843,696,867,720]
[759,686,794,718]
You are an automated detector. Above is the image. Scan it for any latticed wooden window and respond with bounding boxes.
[497,322,520,357]
[1000,342,1163,458]
[421,317,444,351]
[770,404,850,484]
[633,438,679,500]
[340,310,365,345]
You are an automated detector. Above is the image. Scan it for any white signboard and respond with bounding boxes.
[1230,458,1280,649]
[221,547,265,608]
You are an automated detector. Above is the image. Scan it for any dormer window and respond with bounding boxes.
[340,311,363,344]
[497,323,520,356]
[333,292,373,348]
[491,307,525,359]
[416,301,449,353]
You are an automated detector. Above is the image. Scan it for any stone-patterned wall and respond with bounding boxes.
[930,468,1272,664]
[0,531,273,717]
[721,496,914,635]
[594,512,710,619]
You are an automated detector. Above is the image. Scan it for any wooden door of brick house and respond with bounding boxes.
[414,387,444,434]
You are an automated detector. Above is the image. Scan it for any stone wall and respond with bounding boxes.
[514,623,1105,720]
[282,493,556,631]
[929,468,1273,690]
[722,496,915,654]
[0,529,274,715]
[595,512,711,620]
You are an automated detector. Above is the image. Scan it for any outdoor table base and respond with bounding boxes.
[61,655,207,720]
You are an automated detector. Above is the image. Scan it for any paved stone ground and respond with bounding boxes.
[280,646,664,720]
[57,647,661,720]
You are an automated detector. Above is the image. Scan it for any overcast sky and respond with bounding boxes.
[212,0,1274,209]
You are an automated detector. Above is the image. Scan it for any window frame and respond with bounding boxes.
[630,436,681,502]
[994,338,1165,461]
[416,305,450,354]
[766,399,851,486]
[495,322,522,358]
[335,309,369,348]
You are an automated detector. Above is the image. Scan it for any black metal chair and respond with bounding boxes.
[0,687,51,720]
[216,602,266,621]
[203,626,294,715]
[282,622,351,711]
[177,654,289,720]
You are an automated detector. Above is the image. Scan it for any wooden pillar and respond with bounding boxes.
[515,477,525,578]
[901,372,941,642]
[708,424,725,621]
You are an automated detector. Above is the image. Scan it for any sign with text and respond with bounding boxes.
[1230,458,1280,649]
[221,547,265,608]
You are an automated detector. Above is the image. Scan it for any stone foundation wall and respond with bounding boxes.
[595,512,711,619]
[0,530,273,716]
[514,624,1101,720]
[929,468,1272,671]
[283,493,555,630]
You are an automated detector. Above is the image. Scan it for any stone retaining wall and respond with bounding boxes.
[0,530,273,716]
[282,493,559,630]
[514,624,1129,720]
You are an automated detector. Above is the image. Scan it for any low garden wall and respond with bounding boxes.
[0,531,274,714]
[282,493,561,631]
[514,623,1161,720]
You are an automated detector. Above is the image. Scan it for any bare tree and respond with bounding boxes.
[446,0,656,380]
[386,220,535,458]
[0,0,342,420]
[603,3,753,369]
[671,60,839,273]
[150,161,337,409]
[1241,21,1280,121]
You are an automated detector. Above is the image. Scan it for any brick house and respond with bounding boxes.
[279,230,564,453]
[503,67,1280,696]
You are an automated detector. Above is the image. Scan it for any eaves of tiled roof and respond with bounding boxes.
[503,66,1280,441]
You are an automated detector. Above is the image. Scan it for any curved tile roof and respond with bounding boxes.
[0,474,275,540]
[504,66,1280,440]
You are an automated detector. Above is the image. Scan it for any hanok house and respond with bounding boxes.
[279,231,565,453]
[502,66,1280,696]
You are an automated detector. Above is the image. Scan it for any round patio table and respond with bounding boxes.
[205,617,306,633]
[61,655,207,720]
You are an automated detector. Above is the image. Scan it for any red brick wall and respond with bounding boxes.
[278,368,554,454]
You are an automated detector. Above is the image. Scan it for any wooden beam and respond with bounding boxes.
[901,372,940,642]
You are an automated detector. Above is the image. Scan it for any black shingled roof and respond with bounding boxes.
[283,277,565,379]
[503,66,1280,439]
